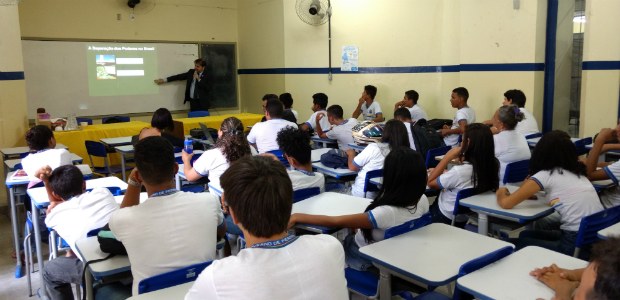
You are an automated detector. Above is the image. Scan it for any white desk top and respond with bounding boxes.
[5,164,92,187]
[459,185,554,222]
[598,221,620,239]
[369,177,383,186]
[527,137,580,146]
[1,144,68,157]
[591,179,616,190]
[28,176,128,208]
[312,162,357,179]
[311,136,337,143]
[113,192,148,204]
[4,153,83,171]
[75,236,130,278]
[359,223,514,286]
[127,282,193,300]
[292,192,371,216]
[100,136,132,146]
[457,246,587,300]
[311,148,332,162]
[207,183,222,197]
[116,145,203,158]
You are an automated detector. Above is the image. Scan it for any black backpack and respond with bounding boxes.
[410,119,445,159]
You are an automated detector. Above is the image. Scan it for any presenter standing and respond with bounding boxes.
[154,58,210,111]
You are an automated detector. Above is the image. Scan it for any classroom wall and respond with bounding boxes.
[579,0,620,137]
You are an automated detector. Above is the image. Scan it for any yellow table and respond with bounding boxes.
[53,121,150,165]
[175,113,263,134]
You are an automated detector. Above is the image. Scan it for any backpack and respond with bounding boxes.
[351,121,384,144]
[97,224,127,255]
[320,149,348,169]
[410,119,446,159]
[426,118,453,131]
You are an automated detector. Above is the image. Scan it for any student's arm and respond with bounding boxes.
[352,98,364,119]
[35,166,63,213]
[394,100,405,111]
[120,169,142,208]
[289,212,372,229]
[372,113,384,123]
[586,128,614,181]
[315,113,328,138]
[181,150,204,182]
[216,222,226,240]
[496,179,541,209]
[535,271,579,300]
[440,119,467,137]
[530,263,584,282]
[427,147,461,189]
[346,149,360,171]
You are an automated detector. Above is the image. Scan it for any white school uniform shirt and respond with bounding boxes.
[191,147,230,194]
[601,161,620,208]
[185,234,348,300]
[21,148,73,180]
[408,104,428,121]
[305,110,331,131]
[494,130,531,182]
[352,142,390,198]
[288,169,325,192]
[45,188,119,257]
[444,106,476,146]
[361,101,383,121]
[402,121,417,151]
[437,163,474,220]
[247,118,298,153]
[326,118,358,151]
[354,197,430,247]
[530,169,604,231]
[515,107,540,136]
[109,191,224,296]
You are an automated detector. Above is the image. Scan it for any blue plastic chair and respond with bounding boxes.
[267,149,289,168]
[293,187,321,203]
[425,146,451,168]
[138,260,213,294]
[85,140,132,177]
[574,137,593,156]
[573,205,620,258]
[102,116,130,124]
[363,169,383,198]
[524,132,542,139]
[502,159,530,185]
[451,188,478,227]
[76,117,93,125]
[187,110,210,118]
[384,213,432,239]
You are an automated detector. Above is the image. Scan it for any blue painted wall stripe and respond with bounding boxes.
[542,0,558,133]
[0,72,25,81]
[582,61,620,70]
[237,63,544,75]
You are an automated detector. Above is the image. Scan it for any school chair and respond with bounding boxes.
[574,137,593,156]
[345,213,432,299]
[187,110,210,118]
[573,205,620,259]
[425,146,451,169]
[293,187,321,203]
[267,149,289,168]
[138,260,213,294]
[524,132,542,140]
[502,159,530,185]
[76,117,93,125]
[363,169,383,198]
[85,140,133,177]
[102,116,130,124]
[451,188,478,227]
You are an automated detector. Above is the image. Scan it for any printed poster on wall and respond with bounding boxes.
[341,45,359,72]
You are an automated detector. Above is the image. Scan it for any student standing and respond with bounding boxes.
[441,87,475,146]
[352,85,384,122]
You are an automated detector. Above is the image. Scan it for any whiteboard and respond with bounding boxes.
[22,40,199,118]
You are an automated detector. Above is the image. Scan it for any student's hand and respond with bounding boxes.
[440,128,450,137]
[596,128,615,144]
[181,150,194,164]
[154,79,164,85]
[445,146,462,160]
[35,166,53,183]
[46,200,63,214]
[496,187,510,199]
[394,100,405,108]
[127,169,143,186]
[358,97,365,105]
[316,112,325,122]
[536,271,579,300]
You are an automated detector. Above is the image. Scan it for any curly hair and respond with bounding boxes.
[215,117,251,163]
[276,127,311,164]
[25,125,54,151]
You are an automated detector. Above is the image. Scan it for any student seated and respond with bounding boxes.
[483,89,540,136]
[496,131,604,255]
[21,125,72,183]
[279,92,298,121]
[428,123,499,226]
[492,105,531,181]
[352,85,384,122]
[247,98,298,153]
[347,120,409,198]
[185,156,348,299]
[441,87,475,146]
[259,93,279,122]
[37,165,120,300]
[585,123,620,208]
[132,107,183,148]
[109,136,224,296]
[289,147,429,271]
[314,104,358,151]
[276,127,325,192]
[393,107,417,151]
[300,93,330,133]
[182,117,251,194]
[529,237,620,300]
[393,89,428,121]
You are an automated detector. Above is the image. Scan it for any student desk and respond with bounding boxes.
[27,176,127,288]
[0,143,68,160]
[113,192,148,204]
[75,236,131,300]
[174,113,263,135]
[347,143,367,152]
[291,192,371,233]
[4,152,84,172]
[311,136,337,148]
[312,162,357,179]
[359,223,514,300]
[311,148,331,162]
[459,185,554,236]
[116,146,203,181]
[457,246,587,300]
[591,179,616,192]
[207,183,223,197]
[527,136,581,148]
[598,221,620,239]
[126,282,193,300]
[100,136,132,147]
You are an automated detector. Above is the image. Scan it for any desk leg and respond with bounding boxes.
[31,200,46,295]
[478,213,489,236]
[175,174,181,190]
[120,153,126,182]
[377,266,392,300]
[9,187,23,278]
[85,268,94,300]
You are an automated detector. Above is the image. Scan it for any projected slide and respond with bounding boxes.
[87,43,158,96]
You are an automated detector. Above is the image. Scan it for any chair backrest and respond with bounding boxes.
[188,110,210,118]
[19,152,31,158]
[76,117,93,125]
[574,137,593,156]
[293,187,321,203]
[458,246,514,277]
[84,140,112,174]
[574,205,620,257]
[451,188,478,226]
[363,169,383,195]
[102,116,130,124]
[138,260,213,294]
[524,132,542,139]
[502,159,530,184]
[384,213,432,239]
[425,145,451,168]
[267,149,289,167]
[86,186,122,196]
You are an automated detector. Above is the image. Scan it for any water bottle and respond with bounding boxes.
[184,138,193,154]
